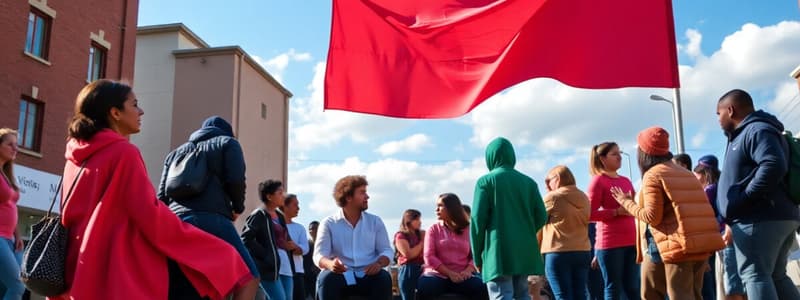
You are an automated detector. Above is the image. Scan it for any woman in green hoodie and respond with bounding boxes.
[471,137,547,300]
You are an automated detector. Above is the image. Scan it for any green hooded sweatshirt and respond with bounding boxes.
[470,137,547,282]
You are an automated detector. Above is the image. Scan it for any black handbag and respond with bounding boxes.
[20,161,86,296]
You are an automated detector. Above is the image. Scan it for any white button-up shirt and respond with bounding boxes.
[313,210,393,272]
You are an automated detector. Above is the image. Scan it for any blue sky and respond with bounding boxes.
[139,1,800,230]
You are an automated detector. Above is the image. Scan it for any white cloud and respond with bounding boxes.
[252,49,312,84]
[289,62,412,153]
[691,130,707,149]
[467,21,800,155]
[376,134,433,156]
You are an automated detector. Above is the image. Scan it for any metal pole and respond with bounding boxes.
[672,88,685,154]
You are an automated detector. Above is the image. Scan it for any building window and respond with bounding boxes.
[25,9,51,59]
[18,98,43,151]
[261,103,267,119]
[87,44,106,82]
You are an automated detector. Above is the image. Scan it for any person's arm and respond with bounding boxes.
[222,140,246,214]
[744,128,789,202]
[156,152,172,204]
[470,179,489,269]
[295,224,310,255]
[588,177,617,221]
[314,219,346,273]
[614,173,665,226]
[424,225,463,282]
[363,217,393,275]
[396,232,424,259]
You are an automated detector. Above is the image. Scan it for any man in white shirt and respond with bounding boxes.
[313,175,393,300]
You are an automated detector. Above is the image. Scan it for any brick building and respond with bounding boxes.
[0,0,138,239]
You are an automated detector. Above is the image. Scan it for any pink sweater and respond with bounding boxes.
[423,223,473,278]
[587,174,636,250]
[0,175,19,239]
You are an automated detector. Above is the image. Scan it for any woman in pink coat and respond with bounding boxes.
[54,80,255,299]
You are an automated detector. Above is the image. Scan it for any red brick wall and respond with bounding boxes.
[0,0,138,174]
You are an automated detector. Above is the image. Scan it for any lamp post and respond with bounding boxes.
[649,89,685,154]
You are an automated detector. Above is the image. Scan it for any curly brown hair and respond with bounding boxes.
[333,175,368,207]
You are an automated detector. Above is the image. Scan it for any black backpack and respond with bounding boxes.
[164,142,209,198]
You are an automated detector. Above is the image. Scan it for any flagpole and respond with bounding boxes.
[672,88,685,154]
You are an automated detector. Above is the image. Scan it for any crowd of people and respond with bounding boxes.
[0,80,798,300]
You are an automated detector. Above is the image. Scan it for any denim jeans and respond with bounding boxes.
[169,212,261,299]
[721,243,744,295]
[486,275,530,300]
[0,238,23,300]
[262,276,289,300]
[701,253,716,300]
[417,274,488,300]
[595,246,639,300]
[544,251,590,300]
[398,263,422,300]
[731,220,800,300]
[316,269,392,300]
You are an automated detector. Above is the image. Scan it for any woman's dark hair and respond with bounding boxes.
[672,153,692,170]
[637,148,673,177]
[258,179,283,203]
[399,209,422,239]
[693,164,720,186]
[439,193,469,234]
[68,79,133,140]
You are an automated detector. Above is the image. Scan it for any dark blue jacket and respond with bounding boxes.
[157,117,246,219]
[717,110,800,223]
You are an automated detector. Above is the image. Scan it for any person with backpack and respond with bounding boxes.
[158,116,260,299]
[612,126,724,299]
[394,209,424,300]
[715,89,800,300]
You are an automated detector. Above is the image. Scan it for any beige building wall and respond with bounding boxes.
[133,24,291,231]
[133,24,208,187]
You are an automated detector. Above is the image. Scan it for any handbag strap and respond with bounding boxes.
[46,160,88,218]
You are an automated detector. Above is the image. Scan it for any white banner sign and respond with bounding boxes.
[14,165,61,212]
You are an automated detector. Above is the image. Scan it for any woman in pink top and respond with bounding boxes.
[0,128,24,299]
[588,142,639,300]
[417,193,488,300]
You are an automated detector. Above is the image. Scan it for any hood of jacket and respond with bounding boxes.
[189,116,234,143]
[728,110,784,140]
[485,137,516,171]
[556,185,588,210]
[65,129,127,164]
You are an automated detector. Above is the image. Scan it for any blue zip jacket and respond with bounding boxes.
[717,110,800,223]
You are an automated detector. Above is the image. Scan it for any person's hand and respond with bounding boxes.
[329,257,347,273]
[459,269,474,280]
[292,248,303,255]
[364,262,383,275]
[723,225,733,246]
[610,187,632,204]
[591,257,599,270]
[231,212,240,221]
[447,270,466,283]
[14,238,23,252]
[615,207,632,217]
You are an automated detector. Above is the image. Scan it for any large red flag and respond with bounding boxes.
[325,0,680,118]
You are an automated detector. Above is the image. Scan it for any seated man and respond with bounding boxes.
[313,175,393,300]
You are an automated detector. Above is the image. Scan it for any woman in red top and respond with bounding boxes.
[394,209,424,300]
[56,80,253,300]
[0,128,25,299]
[587,142,639,299]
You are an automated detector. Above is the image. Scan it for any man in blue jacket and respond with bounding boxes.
[716,89,800,300]
[158,116,259,299]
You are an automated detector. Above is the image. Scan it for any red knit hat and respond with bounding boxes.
[637,126,670,155]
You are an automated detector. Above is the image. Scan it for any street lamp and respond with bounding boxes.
[649,91,685,154]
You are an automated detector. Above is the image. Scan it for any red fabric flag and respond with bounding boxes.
[325,0,681,118]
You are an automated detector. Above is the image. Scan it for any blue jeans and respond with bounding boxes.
[721,243,744,295]
[169,212,261,299]
[262,275,291,300]
[398,263,422,300]
[544,251,590,300]
[486,275,529,300]
[731,220,800,300]
[596,246,639,300]
[316,269,392,300]
[417,274,488,300]
[0,238,23,300]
